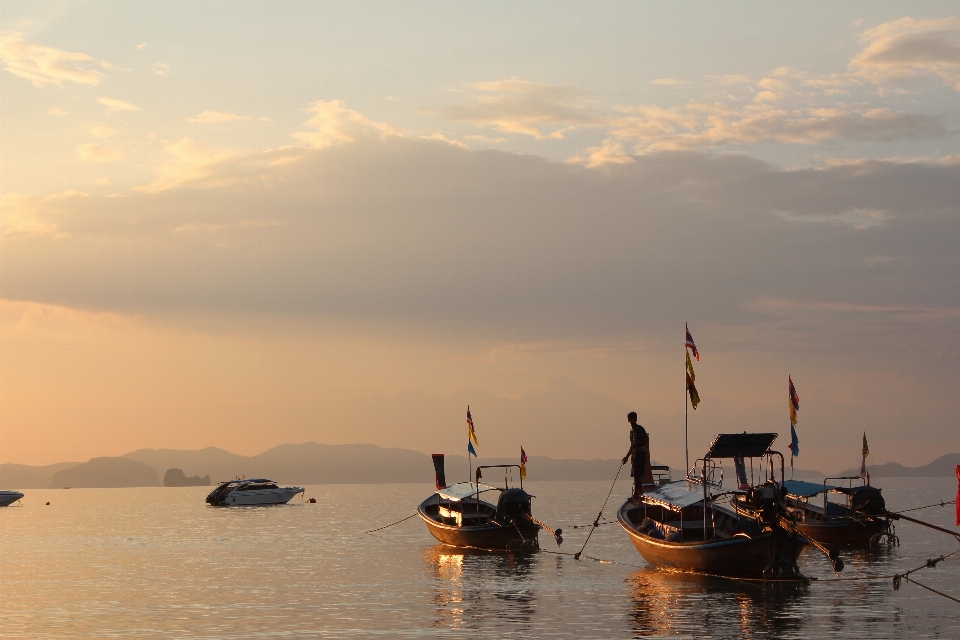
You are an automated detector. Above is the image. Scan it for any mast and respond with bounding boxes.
[685,325,689,477]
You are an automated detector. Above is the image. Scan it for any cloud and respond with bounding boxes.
[851,17,960,90]
[186,110,250,123]
[291,99,397,148]
[433,78,598,139]
[47,107,68,116]
[98,97,141,112]
[567,139,634,168]
[89,126,117,138]
[78,144,124,162]
[607,102,949,152]
[151,62,169,76]
[0,32,106,87]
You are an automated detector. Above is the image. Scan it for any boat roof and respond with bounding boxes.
[706,433,778,459]
[640,481,707,511]
[783,479,837,497]
[436,481,499,502]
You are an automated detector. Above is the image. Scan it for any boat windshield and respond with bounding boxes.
[436,482,500,502]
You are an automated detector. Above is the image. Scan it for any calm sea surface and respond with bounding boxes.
[1,477,958,638]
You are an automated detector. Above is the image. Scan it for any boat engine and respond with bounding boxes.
[747,481,785,527]
[496,488,533,524]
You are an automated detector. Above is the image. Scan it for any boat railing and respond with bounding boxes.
[686,458,723,489]
[475,464,523,490]
[821,475,866,511]
[651,465,671,486]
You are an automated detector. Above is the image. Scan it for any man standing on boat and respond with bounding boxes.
[622,412,654,500]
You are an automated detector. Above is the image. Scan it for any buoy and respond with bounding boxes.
[45,502,50,505]
[308,498,316,503]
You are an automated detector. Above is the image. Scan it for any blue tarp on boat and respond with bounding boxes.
[783,479,837,497]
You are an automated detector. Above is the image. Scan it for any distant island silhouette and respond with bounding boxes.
[1,443,957,489]
[163,468,211,487]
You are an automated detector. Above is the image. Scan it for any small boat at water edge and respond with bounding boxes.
[417,459,563,552]
[205,478,303,506]
[0,490,24,506]
[618,433,815,579]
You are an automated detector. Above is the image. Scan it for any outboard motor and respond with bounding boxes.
[849,486,886,515]
[496,488,533,524]
[748,481,783,526]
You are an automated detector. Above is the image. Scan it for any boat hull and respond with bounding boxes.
[221,487,303,506]
[793,518,890,547]
[0,491,24,506]
[618,501,805,577]
[417,499,540,551]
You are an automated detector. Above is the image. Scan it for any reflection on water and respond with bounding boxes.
[627,568,809,638]
[424,545,537,633]
[0,478,957,638]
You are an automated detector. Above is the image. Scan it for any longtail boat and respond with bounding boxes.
[417,459,562,552]
[733,476,896,547]
[618,433,821,579]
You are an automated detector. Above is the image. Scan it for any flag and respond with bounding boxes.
[790,424,800,458]
[520,446,528,480]
[685,324,700,361]
[685,351,696,383]
[788,376,800,427]
[467,406,479,447]
[468,441,477,457]
[859,432,869,478]
[686,372,700,409]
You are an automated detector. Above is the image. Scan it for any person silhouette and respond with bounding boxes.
[621,412,649,500]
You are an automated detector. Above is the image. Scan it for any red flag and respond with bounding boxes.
[685,324,700,361]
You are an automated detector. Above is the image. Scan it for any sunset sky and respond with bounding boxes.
[2,1,958,473]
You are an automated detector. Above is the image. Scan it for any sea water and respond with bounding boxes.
[1,477,957,638]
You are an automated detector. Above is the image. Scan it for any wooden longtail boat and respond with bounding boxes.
[733,477,896,548]
[417,463,562,552]
[618,433,813,579]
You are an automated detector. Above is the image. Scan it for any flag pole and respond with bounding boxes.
[684,326,689,479]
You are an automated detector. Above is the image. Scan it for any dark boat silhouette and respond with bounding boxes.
[417,462,562,552]
[617,433,814,579]
[733,476,896,548]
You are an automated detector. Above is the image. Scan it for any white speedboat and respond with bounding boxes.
[0,490,24,506]
[205,478,303,506]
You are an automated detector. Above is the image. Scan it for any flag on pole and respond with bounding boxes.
[520,446,528,480]
[859,432,869,478]
[788,376,800,426]
[685,324,700,361]
[685,351,696,383]
[686,372,700,409]
[468,441,477,457]
[790,424,800,458]
[467,406,479,447]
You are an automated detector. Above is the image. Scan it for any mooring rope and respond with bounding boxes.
[892,500,956,514]
[364,513,417,534]
[574,461,625,560]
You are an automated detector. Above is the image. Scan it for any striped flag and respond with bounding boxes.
[685,324,700,361]
[467,406,479,447]
[520,446,528,480]
[788,376,800,426]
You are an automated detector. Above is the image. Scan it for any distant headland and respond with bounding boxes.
[1,443,957,489]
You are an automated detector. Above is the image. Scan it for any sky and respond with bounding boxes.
[1,1,959,473]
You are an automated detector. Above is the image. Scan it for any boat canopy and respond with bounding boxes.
[437,482,499,502]
[783,479,837,497]
[706,433,778,459]
[641,481,707,512]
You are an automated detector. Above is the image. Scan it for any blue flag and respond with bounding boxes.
[790,424,800,458]
[468,441,477,457]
